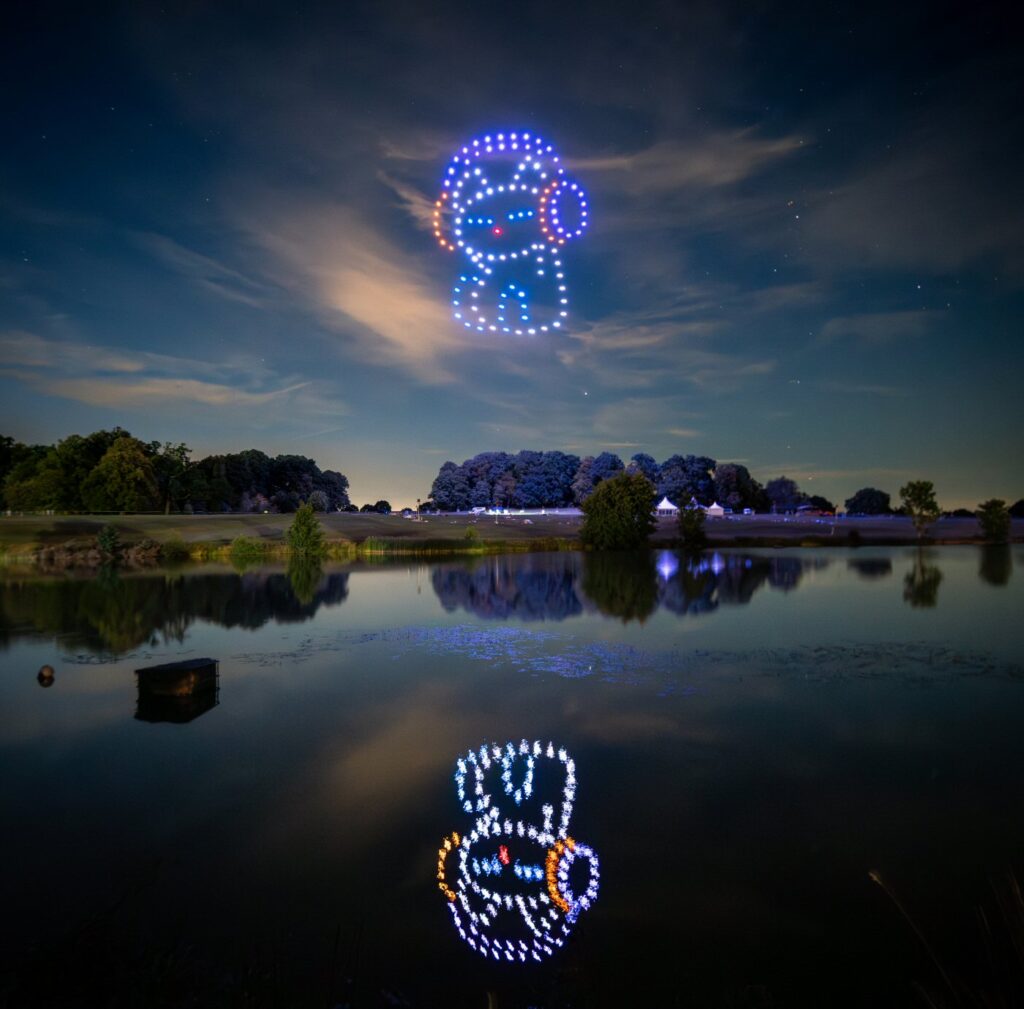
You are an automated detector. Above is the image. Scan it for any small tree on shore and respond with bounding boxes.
[286,501,326,557]
[899,480,940,540]
[580,473,656,550]
[976,499,1011,543]
[678,506,707,552]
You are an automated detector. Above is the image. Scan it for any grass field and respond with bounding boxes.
[0,510,1016,557]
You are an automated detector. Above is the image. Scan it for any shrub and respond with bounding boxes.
[286,502,327,557]
[160,535,190,563]
[463,526,480,542]
[96,524,120,557]
[580,473,656,550]
[678,507,707,551]
[229,536,268,566]
[976,499,1011,543]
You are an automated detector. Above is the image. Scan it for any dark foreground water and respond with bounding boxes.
[1,546,1023,1008]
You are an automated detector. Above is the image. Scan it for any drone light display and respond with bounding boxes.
[434,132,589,336]
[436,740,600,962]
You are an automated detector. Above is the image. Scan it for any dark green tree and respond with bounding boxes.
[976,499,1011,543]
[81,436,159,512]
[286,502,326,557]
[765,476,802,513]
[899,480,940,540]
[713,463,764,512]
[844,487,891,515]
[678,506,707,551]
[580,472,656,550]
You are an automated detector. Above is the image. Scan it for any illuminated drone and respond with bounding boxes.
[436,740,600,962]
[434,132,589,336]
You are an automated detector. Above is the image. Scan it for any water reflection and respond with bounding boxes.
[134,658,219,724]
[979,545,1013,587]
[582,552,659,622]
[432,551,830,623]
[904,551,943,608]
[848,557,894,580]
[438,741,599,961]
[0,571,349,655]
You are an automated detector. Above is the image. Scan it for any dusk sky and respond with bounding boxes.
[2,2,1021,508]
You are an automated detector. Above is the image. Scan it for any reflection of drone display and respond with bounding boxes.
[436,741,599,961]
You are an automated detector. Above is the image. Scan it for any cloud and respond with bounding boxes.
[234,196,473,384]
[818,311,931,346]
[575,130,806,194]
[0,330,321,413]
[0,330,143,373]
[377,171,440,233]
[46,376,308,408]
[133,232,271,309]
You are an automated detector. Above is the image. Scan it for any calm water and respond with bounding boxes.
[2,546,1023,1007]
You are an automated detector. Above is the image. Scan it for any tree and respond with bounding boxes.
[374,499,391,514]
[286,502,326,557]
[148,441,191,513]
[81,436,159,512]
[678,507,707,551]
[307,490,329,512]
[765,476,802,513]
[899,480,940,540]
[806,494,836,513]
[431,461,471,511]
[580,472,656,550]
[658,455,716,506]
[713,463,763,512]
[845,487,891,515]
[571,456,595,504]
[1010,499,1024,519]
[976,499,1011,543]
[627,453,660,486]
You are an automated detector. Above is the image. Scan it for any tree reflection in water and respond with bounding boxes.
[978,545,1013,587]
[0,570,349,655]
[432,551,830,623]
[582,552,658,623]
[903,550,944,608]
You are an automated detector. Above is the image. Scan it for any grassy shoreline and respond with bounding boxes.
[0,511,1020,567]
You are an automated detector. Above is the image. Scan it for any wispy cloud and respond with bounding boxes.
[575,130,807,194]
[133,232,271,309]
[0,331,322,413]
[817,310,932,346]
[234,196,473,384]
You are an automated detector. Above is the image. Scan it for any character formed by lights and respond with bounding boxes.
[434,132,589,336]
[436,741,600,962]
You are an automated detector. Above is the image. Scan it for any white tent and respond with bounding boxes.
[706,501,725,518]
[655,496,679,516]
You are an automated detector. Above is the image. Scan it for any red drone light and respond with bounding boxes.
[492,226,503,236]
[498,844,510,866]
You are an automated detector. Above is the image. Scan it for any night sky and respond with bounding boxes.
[2,2,1021,508]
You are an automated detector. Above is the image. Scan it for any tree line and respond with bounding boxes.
[427,450,836,513]
[0,429,350,514]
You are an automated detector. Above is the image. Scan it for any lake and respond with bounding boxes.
[2,546,1023,1007]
